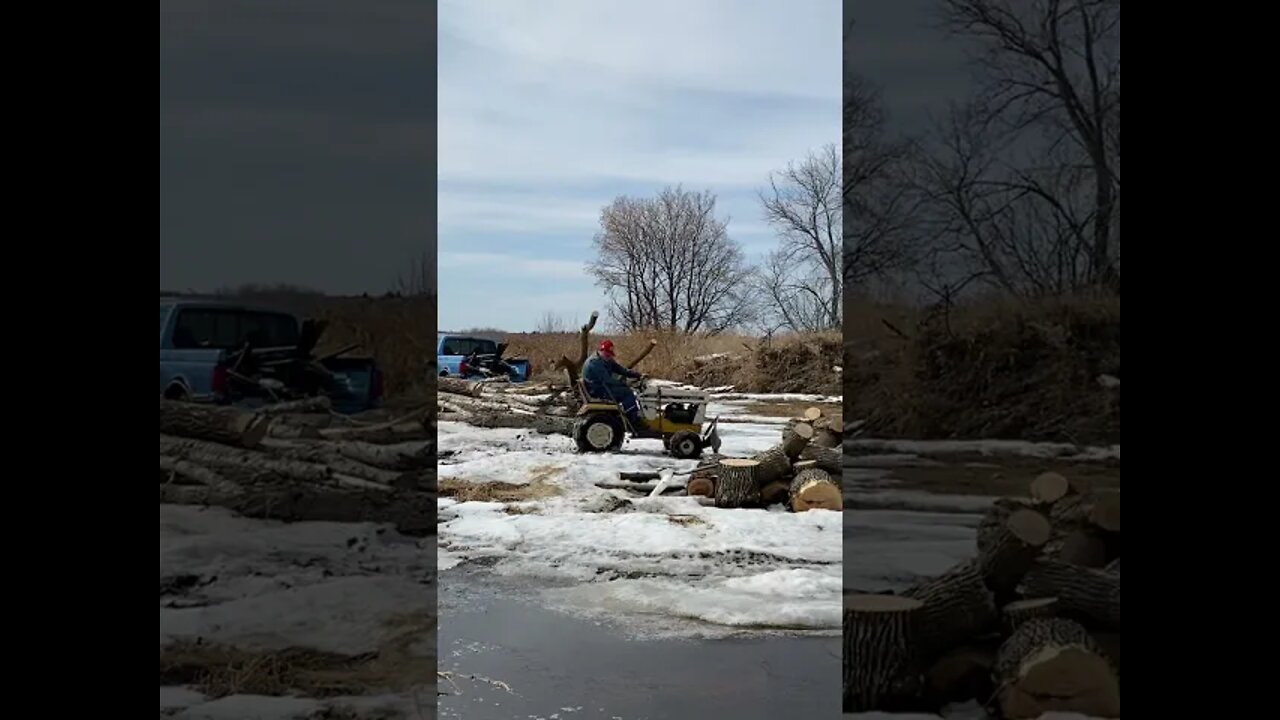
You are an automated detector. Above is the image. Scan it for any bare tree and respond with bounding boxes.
[588,186,755,334]
[535,311,568,334]
[843,79,922,297]
[758,144,843,331]
[921,0,1121,295]
[393,249,436,297]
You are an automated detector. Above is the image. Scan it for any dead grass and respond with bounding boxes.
[438,475,563,503]
[845,294,1120,444]
[158,612,435,699]
[505,328,842,395]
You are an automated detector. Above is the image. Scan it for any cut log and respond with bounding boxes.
[803,407,823,422]
[843,592,925,713]
[159,399,270,449]
[715,458,760,508]
[255,397,333,415]
[686,476,715,498]
[1020,560,1121,630]
[625,338,658,368]
[994,618,1120,719]
[158,457,240,494]
[1002,598,1059,633]
[594,481,682,495]
[789,468,842,512]
[813,427,842,448]
[1029,472,1069,504]
[760,481,790,506]
[160,435,331,483]
[1052,529,1108,568]
[976,507,1051,593]
[1050,490,1121,533]
[798,444,840,474]
[780,421,814,459]
[1104,557,1120,574]
[618,471,662,482]
[975,498,1036,555]
[438,376,484,397]
[752,447,794,486]
[922,642,996,709]
[901,559,998,662]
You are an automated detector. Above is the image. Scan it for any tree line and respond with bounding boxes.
[584,0,1118,336]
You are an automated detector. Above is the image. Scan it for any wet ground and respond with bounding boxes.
[438,566,841,720]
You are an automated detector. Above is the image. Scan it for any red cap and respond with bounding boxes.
[599,339,615,355]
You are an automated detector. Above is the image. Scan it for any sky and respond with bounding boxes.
[437,0,841,332]
[159,0,435,296]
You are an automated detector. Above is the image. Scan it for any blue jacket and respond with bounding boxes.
[582,352,640,389]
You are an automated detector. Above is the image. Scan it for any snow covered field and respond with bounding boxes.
[159,504,436,719]
[437,393,844,639]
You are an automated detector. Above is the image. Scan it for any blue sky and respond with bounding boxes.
[437,0,841,331]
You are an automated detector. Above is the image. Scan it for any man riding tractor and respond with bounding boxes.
[574,339,719,459]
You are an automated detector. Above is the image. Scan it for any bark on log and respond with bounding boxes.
[160,435,331,483]
[902,559,998,662]
[994,618,1120,719]
[759,481,790,506]
[159,399,271,449]
[256,397,334,415]
[715,458,760,508]
[843,592,925,713]
[593,481,682,494]
[625,339,658,368]
[780,422,814,459]
[976,507,1051,594]
[813,427,842,448]
[752,447,794,486]
[798,444,841,474]
[1050,529,1108,568]
[1002,597,1060,633]
[438,376,485,397]
[789,468,842,511]
[618,471,662,482]
[159,457,240,494]
[1104,557,1120,574]
[1020,560,1121,630]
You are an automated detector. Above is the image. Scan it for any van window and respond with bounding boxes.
[442,337,498,356]
[172,308,300,349]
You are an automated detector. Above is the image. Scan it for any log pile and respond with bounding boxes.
[159,397,436,536]
[844,472,1121,718]
[685,411,843,512]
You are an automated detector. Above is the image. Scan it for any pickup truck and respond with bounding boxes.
[159,297,383,414]
[437,331,531,382]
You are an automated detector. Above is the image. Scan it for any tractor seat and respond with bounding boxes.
[576,379,613,404]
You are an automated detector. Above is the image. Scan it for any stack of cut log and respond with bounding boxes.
[159,397,436,536]
[437,377,577,435]
[843,472,1120,718]
[686,407,843,512]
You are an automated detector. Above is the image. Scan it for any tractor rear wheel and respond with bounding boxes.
[574,412,625,453]
[667,430,703,460]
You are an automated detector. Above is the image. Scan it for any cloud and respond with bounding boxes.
[437,0,840,330]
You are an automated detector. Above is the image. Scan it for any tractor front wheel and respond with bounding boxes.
[574,412,625,453]
[667,430,703,460]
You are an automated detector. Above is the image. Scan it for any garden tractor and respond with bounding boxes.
[572,377,721,459]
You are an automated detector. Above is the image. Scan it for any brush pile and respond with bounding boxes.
[843,472,1121,718]
[158,397,436,536]
[436,377,578,435]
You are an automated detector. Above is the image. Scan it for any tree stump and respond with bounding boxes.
[789,468,842,511]
[843,592,924,712]
[994,618,1120,719]
[159,399,270,449]
[714,458,760,508]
